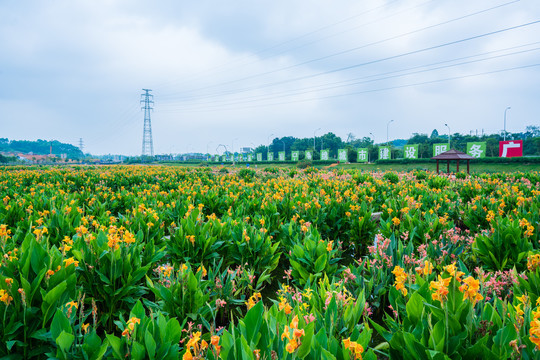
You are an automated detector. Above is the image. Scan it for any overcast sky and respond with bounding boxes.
[1,0,539,155]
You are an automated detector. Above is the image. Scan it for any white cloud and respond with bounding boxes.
[0,0,539,154]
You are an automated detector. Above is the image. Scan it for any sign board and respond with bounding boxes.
[291,151,299,161]
[404,144,419,159]
[268,152,274,161]
[499,140,523,158]
[256,153,262,162]
[357,148,368,163]
[466,142,486,158]
[221,155,226,162]
[379,146,391,160]
[238,154,243,162]
[321,150,329,160]
[305,150,313,160]
[247,154,253,162]
[278,151,285,161]
[338,149,347,162]
[433,143,449,156]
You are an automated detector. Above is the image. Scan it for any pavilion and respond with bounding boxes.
[431,149,475,174]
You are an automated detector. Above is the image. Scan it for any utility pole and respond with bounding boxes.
[141,89,154,158]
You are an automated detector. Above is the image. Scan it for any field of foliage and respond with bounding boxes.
[0,165,539,359]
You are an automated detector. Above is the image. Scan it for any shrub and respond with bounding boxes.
[383,172,399,184]
[296,159,312,169]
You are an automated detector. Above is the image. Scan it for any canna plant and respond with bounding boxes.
[147,262,213,329]
[0,232,78,358]
[226,222,281,278]
[165,209,226,268]
[46,301,108,360]
[289,227,340,286]
[71,228,162,332]
[472,217,532,271]
[106,300,182,360]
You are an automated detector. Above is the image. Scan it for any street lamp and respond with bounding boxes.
[386,120,394,146]
[314,128,321,150]
[206,141,213,161]
[504,106,511,141]
[444,124,451,148]
[231,138,239,165]
[369,132,374,163]
[267,134,274,149]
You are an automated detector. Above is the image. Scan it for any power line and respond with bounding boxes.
[159,63,540,113]
[154,0,420,91]
[159,46,540,111]
[159,0,521,100]
[159,20,540,111]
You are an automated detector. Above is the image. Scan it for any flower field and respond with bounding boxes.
[0,165,539,359]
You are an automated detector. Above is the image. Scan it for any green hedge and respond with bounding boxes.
[375,157,540,165]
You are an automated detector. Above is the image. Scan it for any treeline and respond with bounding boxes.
[0,138,84,159]
[252,126,540,161]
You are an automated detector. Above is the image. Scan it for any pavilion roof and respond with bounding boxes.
[431,149,475,160]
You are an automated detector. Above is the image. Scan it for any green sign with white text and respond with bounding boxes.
[379,146,391,160]
[338,149,347,161]
[321,150,329,160]
[305,150,313,160]
[467,142,486,158]
[357,148,368,163]
[404,145,419,159]
[292,151,299,161]
[433,143,449,156]
[268,152,274,161]
[278,151,285,161]
[257,153,262,162]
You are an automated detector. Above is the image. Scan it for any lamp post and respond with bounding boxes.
[314,128,321,150]
[369,132,374,163]
[444,124,451,149]
[267,133,274,157]
[504,106,511,141]
[386,120,394,146]
[206,141,213,161]
[231,138,239,165]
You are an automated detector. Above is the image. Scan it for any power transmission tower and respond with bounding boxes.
[141,89,154,157]
[78,138,84,152]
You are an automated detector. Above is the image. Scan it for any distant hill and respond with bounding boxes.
[0,138,83,159]
[392,139,408,147]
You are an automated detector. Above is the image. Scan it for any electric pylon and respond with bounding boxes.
[141,89,154,157]
[78,138,84,152]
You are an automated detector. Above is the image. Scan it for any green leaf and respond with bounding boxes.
[42,281,68,326]
[297,321,315,358]
[406,292,424,325]
[130,300,146,320]
[56,330,75,353]
[314,253,327,273]
[105,334,124,359]
[145,329,157,360]
[428,320,445,352]
[164,318,182,344]
[243,300,264,346]
[131,342,146,360]
[51,309,71,340]
[321,348,337,360]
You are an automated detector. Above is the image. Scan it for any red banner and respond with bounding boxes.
[499,140,523,158]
